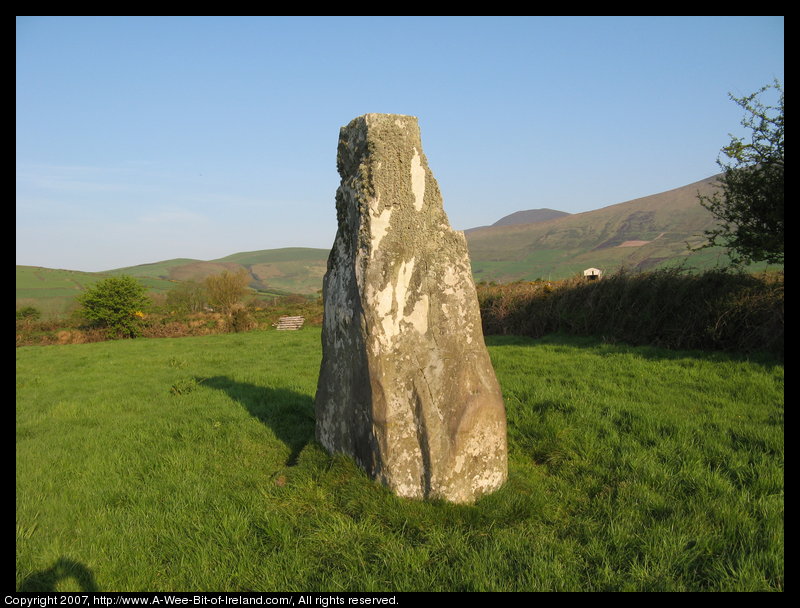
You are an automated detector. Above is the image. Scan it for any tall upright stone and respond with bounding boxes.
[314,114,507,503]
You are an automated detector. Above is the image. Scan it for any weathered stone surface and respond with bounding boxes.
[314,114,508,503]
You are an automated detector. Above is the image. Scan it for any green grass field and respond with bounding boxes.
[16,266,107,318]
[16,329,783,591]
[16,266,184,319]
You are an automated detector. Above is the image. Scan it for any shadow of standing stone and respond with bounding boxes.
[201,376,315,466]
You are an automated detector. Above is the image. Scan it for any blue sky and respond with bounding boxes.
[16,16,784,272]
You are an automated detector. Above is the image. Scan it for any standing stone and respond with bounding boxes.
[314,114,508,503]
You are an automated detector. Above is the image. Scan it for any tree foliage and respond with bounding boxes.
[203,270,251,315]
[166,280,207,314]
[698,80,784,265]
[77,275,150,338]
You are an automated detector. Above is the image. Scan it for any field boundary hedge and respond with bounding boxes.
[17,268,784,358]
[477,268,784,358]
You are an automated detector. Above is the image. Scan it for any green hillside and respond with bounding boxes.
[16,266,179,319]
[16,249,331,319]
[105,258,203,280]
[216,248,329,295]
[106,247,329,296]
[465,175,778,281]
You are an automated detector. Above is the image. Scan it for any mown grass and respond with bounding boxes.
[16,329,783,591]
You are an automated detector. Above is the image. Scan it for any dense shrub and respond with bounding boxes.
[203,270,250,315]
[76,276,150,339]
[165,281,207,314]
[228,305,257,333]
[16,306,42,321]
[478,268,783,358]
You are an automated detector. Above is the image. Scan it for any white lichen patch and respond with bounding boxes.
[407,294,429,335]
[368,257,420,351]
[410,148,426,211]
[370,203,393,254]
[395,258,415,314]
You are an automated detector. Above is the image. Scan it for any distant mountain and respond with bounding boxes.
[465,208,570,232]
[464,174,760,282]
[491,208,571,227]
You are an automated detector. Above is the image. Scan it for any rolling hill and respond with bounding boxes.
[16,249,331,318]
[465,208,571,232]
[101,174,743,291]
[463,174,771,282]
[104,247,330,296]
[15,266,181,319]
[17,173,782,318]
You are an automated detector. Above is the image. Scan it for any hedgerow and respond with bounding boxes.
[477,267,783,358]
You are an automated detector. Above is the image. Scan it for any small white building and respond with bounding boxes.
[583,268,603,280]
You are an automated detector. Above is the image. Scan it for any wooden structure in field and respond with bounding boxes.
[274,316,305,330]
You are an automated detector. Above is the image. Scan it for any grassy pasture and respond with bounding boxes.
[16,329,783,591]
[16,266,106,318]
[16,266,181,319]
